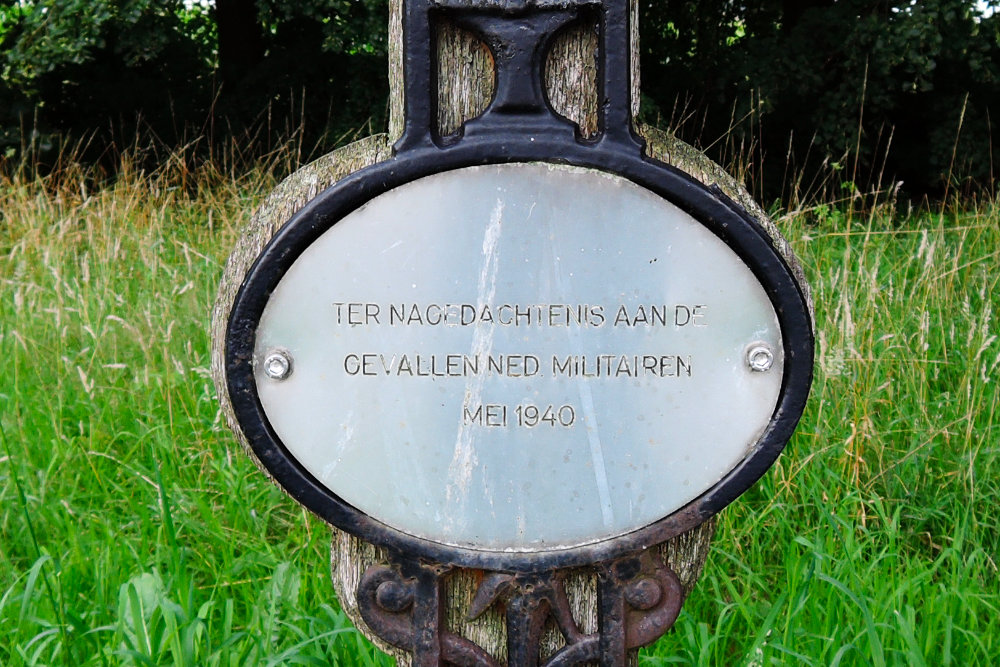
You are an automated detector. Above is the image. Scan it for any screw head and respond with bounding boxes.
[747,344,775,372]
[263,350,293,380]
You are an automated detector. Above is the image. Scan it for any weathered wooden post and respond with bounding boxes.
[212,1,813,665]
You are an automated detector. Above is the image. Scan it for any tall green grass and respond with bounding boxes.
[647,203,1000,665]
[0,159,997,665]
[0,161,394,666]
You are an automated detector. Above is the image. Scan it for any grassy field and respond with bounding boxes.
[1,158,997,666]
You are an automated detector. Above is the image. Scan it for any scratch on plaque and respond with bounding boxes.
[578,383,615,528]
[549,219,616,529]
[322,408,356,480]
[445,198,505,522]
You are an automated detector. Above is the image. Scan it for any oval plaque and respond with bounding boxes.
[226,153,812,569]
[254,163,781,550]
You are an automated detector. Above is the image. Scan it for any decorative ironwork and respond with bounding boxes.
[357,551,684,667]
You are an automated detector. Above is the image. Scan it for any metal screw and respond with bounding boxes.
[263,350,293,380]
[746,344,774,372]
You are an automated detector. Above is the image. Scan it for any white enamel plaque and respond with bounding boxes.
[253,163,783,551]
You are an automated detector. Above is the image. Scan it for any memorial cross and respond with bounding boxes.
[212,2,814,665]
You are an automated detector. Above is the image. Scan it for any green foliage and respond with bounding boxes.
[1,1,191,88]
[0,0,388,170]
[0,0,214,164]
[209,0,389,148]
[1,0,998,198]
[256,0,387,55]
[641,0,1000,199]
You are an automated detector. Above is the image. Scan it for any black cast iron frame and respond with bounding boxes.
[223,1,814,664]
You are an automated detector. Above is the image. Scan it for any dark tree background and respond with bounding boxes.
[641,0,1000,200]
[1,0,998,200]
[0,0,389,167]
